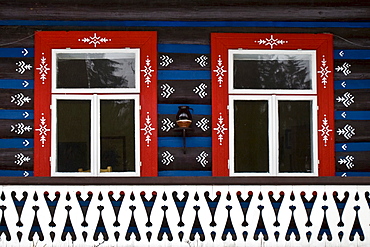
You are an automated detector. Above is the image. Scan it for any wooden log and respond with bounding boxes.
[336,120,370,142]
[0,148,33,170]
[336,151,370,172]
[0,89,33,110]
[335,89,370,111]
[0,120,33,138]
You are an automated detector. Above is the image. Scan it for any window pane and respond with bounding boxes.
[57,100,91,172]
[234,100,269,172]
[233,53,312,89]
[278,101,312,173]
[56,52,135,89]
[100,100,135,172]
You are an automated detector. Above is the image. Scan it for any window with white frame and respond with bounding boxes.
[34,31,158,177]
[51,49,140,176]
[229,50,318,176]
[211,33,334,177]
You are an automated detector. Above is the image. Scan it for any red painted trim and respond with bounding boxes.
[211,33,334,177]
[34,31,157,177]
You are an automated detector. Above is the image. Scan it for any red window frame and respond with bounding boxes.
[211,33,334,176]
[34,31,157,177]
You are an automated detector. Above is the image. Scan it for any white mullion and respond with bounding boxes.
[270,95,278,175]
[91,94,99,176]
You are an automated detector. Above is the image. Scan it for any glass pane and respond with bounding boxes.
[233,53,312,89]
[100,100,135,172]
[234,100,269,172]
[57,100,91,172]
[278,101,312,173]
[56,52,135,89]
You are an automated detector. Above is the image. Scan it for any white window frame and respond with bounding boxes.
[228,49,317,95]
[228,49,318,177]
[52,48,140,94]
[51,94,140,177]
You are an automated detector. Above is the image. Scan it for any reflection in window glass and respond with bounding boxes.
[234,100,269,172]
[279,101,312,173]
[56,52,135,89]
[100,100,135,172]
[57,100,91,172]
[234,53,312,90]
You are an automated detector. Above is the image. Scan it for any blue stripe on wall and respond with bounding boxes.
[0,170,33,177]
[158,70,210,80]
[0,110,33,120]
[158,104,211,115]
[334,50,370,60]
[336,172,370,177]
[158,44,210,54]
[1,20,370,28]
[158,137,211,147]
[0,79,34,89]
[336,142,370,152]
[158,170,212,176]
[0,139,33,149]
[334,80,370,90]
[0,48,34,57]
[335,111,370,120]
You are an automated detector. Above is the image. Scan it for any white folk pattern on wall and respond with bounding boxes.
[159,55,173,67]
[254,34,288,49]
[336,92,354,108]
[141,55,155,88]
[161,151,175,166]
[196,151,209,167]
[10,93,31,106]
[15,61,32,75]
[10,123,32,135]
[335,62,352,76]
[161,118,175,132]
[195,55,208,67]
[337,124,355,140]
[317,55,332,88]
[160,83,175,98]
[193,83,207,98]
[213,113,227,145]
[338,155,355,169]
[77,33,112,47]
[196,118,210,132]
[318,114,332,147]
[36,53,50,84]
[141,112,155,147]
[35,113,50,148]
[14,153,31,166]
[213,55,226,87]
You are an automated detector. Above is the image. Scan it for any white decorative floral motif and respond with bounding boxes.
[36,53,50,84]
[35,113,50,148]
[213,113,227,145]
[161,83,175,98]
[10,123,32,135]
[255,35,288,49]
[141,112,155,147]
[335,62,352,76]
[337,124,355,140]
[338,155,355,170]
[159,55,173,67]
[336,92,354,108]
[16,61,32,75]
[21,48,29,56]
[317,55,332,88]
[78,33,111,47]
[196,118,210,132]
[14,153,31,166]
[193,83,207,98]
[318,114,332,147]
[141,56,155,88]
[196,151,209,167]
[161,151,174,166]
[213,55,227,87]
[195,55,208,67]
[161,118,175,132]
[11,93,31,106]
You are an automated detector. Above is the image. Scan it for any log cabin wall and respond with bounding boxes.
[0,1,369,177]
